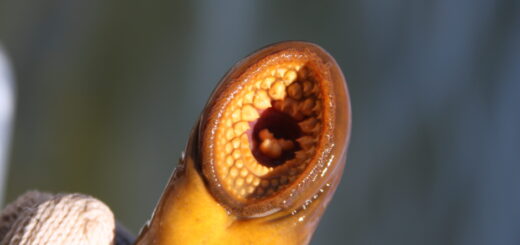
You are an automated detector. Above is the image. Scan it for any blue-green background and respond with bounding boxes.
[1,1,519,244]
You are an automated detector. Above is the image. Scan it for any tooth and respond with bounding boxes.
[225,177,233,186]
[289,104,305,121]
[289,168,297,176]
[256,165,269,175]
[269,81,286,100]
[299,118,318,133]
[312,122,321,134]
[253,90,271,109]
[241,105,259,121]
[243,91,254,104]
[280,176,288,185]
[307,147,316,157]
[232,138,241,149]
[228,104,236,114]
[218,165,228,175]
[297,136,315,149]
[218,134,228,145]
[244,154,255,165]
[278,139,294,151]
[247,186,255,194]
[230,167,239,178]
[297,66,309,78]
[253,178,260,186]
[236,160,244,168]
[270,179,279,186]
[225,128,235,140]
[260,180,269,188]
[231,109,241,122]
[276,68,287,77]
[294,150,307,160]
[225,156,234,167]
[261,77,275,90]
[300,98,315,115]
[283,70,297,86]
[272,100,284,111]
[287,82,302,100]
[293,113,305,122]
[232,149,241,159]
[225,143,233,154]
[235,178,244,187]
[280,98,303,120]
[234,122,249,136]
[246,175,253,184]
[254,165,264,175]
[241,143,250,152]
[224,119,233,128]
[240,134,249,147]
[282,98,297,112]
[313,100,322,113]
[262,166,270,175]
[302,80,314,97]
[216,151,226,160]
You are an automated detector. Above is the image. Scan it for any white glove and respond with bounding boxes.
[0,191,133,245]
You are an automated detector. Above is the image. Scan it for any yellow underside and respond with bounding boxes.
[136,155,318,245]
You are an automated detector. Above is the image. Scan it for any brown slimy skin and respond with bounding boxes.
[135,41,351,245]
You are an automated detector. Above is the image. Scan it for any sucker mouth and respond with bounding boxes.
[212,62,326,202]
[201,44,341,217]
[134,41,350,245]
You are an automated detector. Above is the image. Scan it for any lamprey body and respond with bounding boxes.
[135,41,351,245]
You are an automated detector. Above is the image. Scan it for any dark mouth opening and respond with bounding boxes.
[251,108,302,168]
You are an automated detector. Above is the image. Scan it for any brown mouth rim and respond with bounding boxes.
[198,41,351,218]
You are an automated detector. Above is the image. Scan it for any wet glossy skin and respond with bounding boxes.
[135,41,351,245]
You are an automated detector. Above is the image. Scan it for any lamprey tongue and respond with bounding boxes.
[135,41,351,245]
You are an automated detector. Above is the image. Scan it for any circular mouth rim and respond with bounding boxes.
[199,41,350,218]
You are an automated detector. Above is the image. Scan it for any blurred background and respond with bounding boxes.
[0,0,519,244]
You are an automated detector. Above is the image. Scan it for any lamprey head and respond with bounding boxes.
[135,41,351,245]
[199,41,351,218]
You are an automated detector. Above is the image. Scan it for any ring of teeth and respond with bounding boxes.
[214,61,324,200]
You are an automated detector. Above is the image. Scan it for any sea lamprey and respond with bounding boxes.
[135,41,351,245]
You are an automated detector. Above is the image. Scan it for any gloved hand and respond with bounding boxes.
[0,191,134,245]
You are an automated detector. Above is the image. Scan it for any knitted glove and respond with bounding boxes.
[0,191,134,245]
